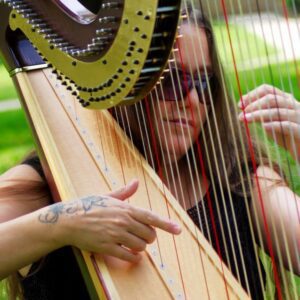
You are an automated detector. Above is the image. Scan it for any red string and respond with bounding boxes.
[220,1,283,298]
[280,1,300,224]
[144,96,188,299]
[177,38,230,299]
[281,0,300,88]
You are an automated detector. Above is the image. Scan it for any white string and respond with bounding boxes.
[191,0,255,291]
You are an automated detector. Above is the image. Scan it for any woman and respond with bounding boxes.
[113,7,300,299]
[0,6,299,300]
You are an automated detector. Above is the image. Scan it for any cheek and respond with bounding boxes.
[152,101,174,126]
[196,106,207,128]
[189,91,208,131]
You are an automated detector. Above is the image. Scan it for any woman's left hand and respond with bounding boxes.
[238,84,300,161]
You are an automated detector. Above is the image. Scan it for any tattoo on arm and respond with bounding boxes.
[81,196,107,212]
[38,196,108,224]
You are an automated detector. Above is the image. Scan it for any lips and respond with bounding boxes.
[165,118,194,127]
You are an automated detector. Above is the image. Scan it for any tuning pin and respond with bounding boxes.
[12,3,28,10]
[39,28,53,34]
[62,46,76,52]
[28,18,43,24]
[181,14,188,19]
[50,37,64,43]
[96,28,114,35]
[45,33,58,39]
[98,16,118,24]
[57,42,70,48]
[101,2,121,9]
[18,8,32,13]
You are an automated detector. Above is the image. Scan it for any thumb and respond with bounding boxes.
[107,179,139,201]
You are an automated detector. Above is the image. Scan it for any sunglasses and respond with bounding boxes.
[157,67,214,104]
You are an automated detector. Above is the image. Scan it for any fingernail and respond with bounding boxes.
[172,223,182,234]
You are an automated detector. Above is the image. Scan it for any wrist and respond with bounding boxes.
[36,202,75,249]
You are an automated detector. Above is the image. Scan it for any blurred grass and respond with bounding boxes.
[228,60,300,100]
[0,110,34,174]
[0,281,7,300]
[213,23,279,68]
[0,64,18,101]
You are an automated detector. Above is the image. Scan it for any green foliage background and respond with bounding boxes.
[286,0,300,11]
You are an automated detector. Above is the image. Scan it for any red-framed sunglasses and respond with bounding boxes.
[157,67,214,104]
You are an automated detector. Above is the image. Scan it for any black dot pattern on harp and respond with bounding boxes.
[3,0,181,109]
[49,72,119,188]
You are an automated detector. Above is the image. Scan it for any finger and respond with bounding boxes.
[107,179,139,201]
[263,121,300,139]
[130,207,181,235]
[127,219,156,243]
[107,245,142,263]
[243,95,298,113]
[238,108,300,123]
[239,84,286,108]
[120,232,147,252]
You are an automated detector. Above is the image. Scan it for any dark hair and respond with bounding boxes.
[113,6,268,196]
[1,151,49,300]
[185,7,280,194]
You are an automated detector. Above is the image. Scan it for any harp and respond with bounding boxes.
[0,0,299,299]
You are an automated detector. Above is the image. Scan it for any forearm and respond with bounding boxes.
[252,185,300,275]
[0,207,65,280]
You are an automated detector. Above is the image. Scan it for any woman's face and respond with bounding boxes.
[152,23,212,163]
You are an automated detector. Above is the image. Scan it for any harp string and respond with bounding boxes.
[119,104,166,264]
[243,1,295,294]
[96,112,108,169]
[144,96,189,297]
[152,65,213,296]
[171,1,248,294]
[218,0,300,296]
[116,92,189,293]
[211,2,282,296]
[41,0,300,297]
[256,0,298,192]
[254,2,300,295]
[242,3,299,289]
[227,1,286,292]
[275,0,300,219]
[250,1,300,295]
[180,1,255,293]
[150,55,209,295]
[153,14,221,297]
[177,6,232,293]
[197,0,239,266]
[111,105,177,279]
[219,1,284,298]
[199,0,292,296]
[198,0,269,294]
[195,0,258,292]
[166,3,235,296]
[151,76,213,295]
[112,104,174,272]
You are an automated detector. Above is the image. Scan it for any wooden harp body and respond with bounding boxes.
[2,0,299,299]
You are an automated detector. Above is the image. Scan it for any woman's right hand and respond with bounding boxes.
[38,180,181,263]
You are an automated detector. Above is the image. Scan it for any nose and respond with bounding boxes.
[180,88,198,107]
